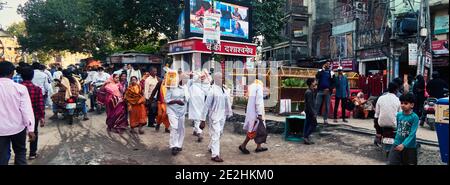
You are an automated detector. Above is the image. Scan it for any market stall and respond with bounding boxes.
[230,66,317,114]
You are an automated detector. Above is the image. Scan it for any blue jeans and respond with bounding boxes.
[80,100,88,114]
[315,90,331,121]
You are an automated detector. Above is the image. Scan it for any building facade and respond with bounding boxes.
[430,0,449,82]
[0,29,21,63]
[262,0,311,66]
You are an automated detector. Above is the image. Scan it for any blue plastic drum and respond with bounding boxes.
[435,97,449,164]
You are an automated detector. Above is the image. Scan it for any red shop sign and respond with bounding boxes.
[332,60,353,71]
[432,40,449,55]
[169,38,257,56]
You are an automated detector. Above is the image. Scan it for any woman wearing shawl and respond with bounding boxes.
[104,74,128,134]
[125,76,147,134]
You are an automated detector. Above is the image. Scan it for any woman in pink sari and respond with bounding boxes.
[104,74,129,133]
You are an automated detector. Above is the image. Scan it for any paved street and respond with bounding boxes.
[7,108,444,165]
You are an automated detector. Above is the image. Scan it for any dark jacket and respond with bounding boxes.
[304,88,317,117]
[150,80,163,102]
[427,78,449,99]
[316,69,334,91]
[334,74,350,98]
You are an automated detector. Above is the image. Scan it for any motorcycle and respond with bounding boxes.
[89,80,106,114]
[54,97,87,125]
[380,127,396,157]
[422,98,438,131]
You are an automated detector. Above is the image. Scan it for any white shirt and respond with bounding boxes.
[165,85,190,117]
[201,84,233,122]
[144,75,159,100]
[375,93,401,128]
[84,71,98,84]
[189,82,210,120]
[127,69,142,83]
[92,72,110,86]
[244,81,265,132]
[32,70,52,95]
[53,71,63,81]
[44,70,53,83]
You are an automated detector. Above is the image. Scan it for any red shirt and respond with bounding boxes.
[21,81,45,120]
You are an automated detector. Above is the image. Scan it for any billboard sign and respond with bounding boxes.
[186,0,252,43]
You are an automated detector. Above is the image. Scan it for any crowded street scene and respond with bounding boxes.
[0,0,448,167]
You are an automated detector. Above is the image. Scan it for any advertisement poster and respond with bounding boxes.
[165,71,179,88]
[434,15,449,35]
[203,13,221,44]
[189,0,249,40]
[408,43,418,66]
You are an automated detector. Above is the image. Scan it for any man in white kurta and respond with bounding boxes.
[165,73,190,156]
[188,72,210,142]
[201,73,233,162]
[239,79,268,154]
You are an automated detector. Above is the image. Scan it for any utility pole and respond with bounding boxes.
[416,0,424,76]
[388,0,395,83]
[426,0,433,79]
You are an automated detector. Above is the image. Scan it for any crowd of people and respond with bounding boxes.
[304,60,448,165]
[1,59,448,165]
[0,61,269,165]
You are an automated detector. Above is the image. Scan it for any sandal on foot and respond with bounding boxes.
[255,147,268,153]
[239,145,250,154]
[211,156,224,162]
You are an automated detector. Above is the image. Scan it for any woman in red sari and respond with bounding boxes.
[125,76,147,134]
[104,74,128,134]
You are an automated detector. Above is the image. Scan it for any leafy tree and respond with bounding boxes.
[249,0,285,46]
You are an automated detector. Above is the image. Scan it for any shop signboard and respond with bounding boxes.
[432,40,449,56]
[169,38,256,56]
[434,15,449,35]
[332,59,353,71]
[408,43,418,66]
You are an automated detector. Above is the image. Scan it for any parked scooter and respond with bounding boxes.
[422,98,438,131]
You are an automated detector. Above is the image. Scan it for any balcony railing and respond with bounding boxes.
[285,5,308,15]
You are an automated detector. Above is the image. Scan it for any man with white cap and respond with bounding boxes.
[201,72,233,162]
[188,71,210,142]
[333,66,350,123]
[239,78,268,154]
[165,72,190,156]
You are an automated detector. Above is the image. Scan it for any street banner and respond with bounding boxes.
[432,40,449,56]
[425,52,432,68]
[203,13,221,44]
[408,43,418,66]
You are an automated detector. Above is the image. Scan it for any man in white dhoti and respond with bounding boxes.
[188,72,210,142]
[201,73,233,162]
[239,79,269,154]
[165,73,190,156]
